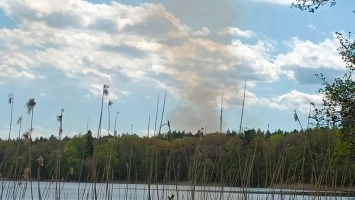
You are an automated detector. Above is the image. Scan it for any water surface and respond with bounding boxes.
[1,181,354,200]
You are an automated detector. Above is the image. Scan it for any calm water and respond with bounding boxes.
[0,181,354,200]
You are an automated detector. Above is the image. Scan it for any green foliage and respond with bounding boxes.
[292,0,336,13]
[333,129,351,157]
[85,130,94,159]
[292,0,355,161]
[0,128,353,187]
[313,33,355,149]
[63,135,85,179]
[244,129,256,144]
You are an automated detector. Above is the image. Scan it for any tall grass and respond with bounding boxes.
[2,93,355,200]
[0,130,354,199]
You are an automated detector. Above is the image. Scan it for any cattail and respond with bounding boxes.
[17,116,22,125]
[103,84,110,96]
[310,102,315,107]
[23,130,31,146]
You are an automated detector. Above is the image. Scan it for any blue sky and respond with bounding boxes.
[0,0,354,139]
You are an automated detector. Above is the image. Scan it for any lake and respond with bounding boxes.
[0,181,354,200]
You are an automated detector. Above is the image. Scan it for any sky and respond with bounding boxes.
[0,0,354,139]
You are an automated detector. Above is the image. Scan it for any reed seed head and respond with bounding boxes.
[23,168,30,180]
[36,156,44,167]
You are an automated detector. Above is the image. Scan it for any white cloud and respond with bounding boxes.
[253,0,293,5]
[274,35,345,84]
[0,0,281,106]
[0,1,179,98]
[31,125,55,139]
[259,90,323,114]
[276,36,343,70]
[0,0,317,133]
[218,27,256,38]
[0,50,40,79]
[0,125,55,140]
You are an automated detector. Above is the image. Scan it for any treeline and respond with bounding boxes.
[0,128,353,188]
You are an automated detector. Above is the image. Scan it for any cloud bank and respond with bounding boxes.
[0,0,344,132]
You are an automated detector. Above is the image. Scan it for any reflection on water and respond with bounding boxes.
[1,181,354,200]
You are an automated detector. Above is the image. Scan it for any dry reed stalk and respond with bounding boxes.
[91,84,109,200]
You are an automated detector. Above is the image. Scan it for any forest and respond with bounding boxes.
[0,126,354,190]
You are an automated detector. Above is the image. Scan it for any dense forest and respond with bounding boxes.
[0,127,353,189]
